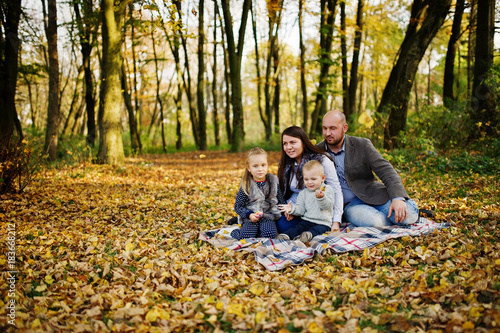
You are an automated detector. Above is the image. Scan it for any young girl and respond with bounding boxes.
[230,147,282,240]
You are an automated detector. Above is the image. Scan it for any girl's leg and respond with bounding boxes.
[231,222,258,240]
[257,219,278,239]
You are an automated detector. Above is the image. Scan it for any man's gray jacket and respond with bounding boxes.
[317,135,409,206]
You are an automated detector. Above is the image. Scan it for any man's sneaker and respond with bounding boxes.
[277,234,290,240]
[298,231,313,243]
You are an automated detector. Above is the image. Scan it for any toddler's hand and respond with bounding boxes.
[315,188,325,198]
[278,201,293,214]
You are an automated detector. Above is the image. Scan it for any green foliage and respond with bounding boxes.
[56,134,95,165]
[383,137,500,177]
[405,102,469,150]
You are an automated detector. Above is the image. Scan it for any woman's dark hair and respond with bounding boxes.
[277,126,331,195]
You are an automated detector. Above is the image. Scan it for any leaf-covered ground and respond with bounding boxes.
[1,151,499,332]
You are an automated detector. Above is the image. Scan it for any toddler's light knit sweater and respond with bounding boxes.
[290,183,335,227]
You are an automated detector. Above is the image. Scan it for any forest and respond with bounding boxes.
[0,0,499,332]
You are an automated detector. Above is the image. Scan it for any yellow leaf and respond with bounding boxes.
[227,303,245,317]
[463,321,475,331]
[250,283,265,296]
[342,278,355,292]
[67,276,75,283]
[89,236,98,243]
[240,239,247,244]
[125,242,135,252]
[255,311,267,323]
[308,321,324,333]
[45,275,54,285]
[216,302,224,310]
[362,247,369,259]
[31,318,41,329]
[358,111,374,128]
[145,306,170,322]
[469,307,483,318]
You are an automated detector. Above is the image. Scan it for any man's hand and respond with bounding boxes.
[388,199,408,223]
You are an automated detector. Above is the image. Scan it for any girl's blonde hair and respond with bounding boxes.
[241,147,267,195]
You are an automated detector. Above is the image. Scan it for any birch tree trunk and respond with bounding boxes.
[97,0,126,164]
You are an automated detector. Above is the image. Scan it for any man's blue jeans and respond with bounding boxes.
[344,197,419,228]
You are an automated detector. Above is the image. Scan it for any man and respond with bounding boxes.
[317,110,420,227]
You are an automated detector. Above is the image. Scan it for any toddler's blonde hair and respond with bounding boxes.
[302,160,324,176]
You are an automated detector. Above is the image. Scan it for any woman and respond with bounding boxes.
[277,126,343,233]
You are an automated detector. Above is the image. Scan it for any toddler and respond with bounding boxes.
[231,147,281,240]
[278,160,338,243]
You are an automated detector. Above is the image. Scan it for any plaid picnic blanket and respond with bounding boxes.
[199,218,451,271]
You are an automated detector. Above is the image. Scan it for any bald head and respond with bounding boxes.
[322,110,348,153]
[323,110,346,125]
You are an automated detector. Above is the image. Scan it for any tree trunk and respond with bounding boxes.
[43,0,60,161]
[215,2,232,144]
[340,1,349,116]
[220,0,251,152]
[174,0,199,148]
[129,2,141,134]
[74,0,97,147]
[0,0,22,167]
[264,0,284,140]
[121,61,142,153]
[298,0,308,130]
[470,0,496,138]
[309,0,337,137]
[251,3,267,137]
[197,0,207,150]
[467,1,476,97]
[347,0,364,119]
[212,1,220,147]
[97,0,126,165]
[273,44,280,134]
[150,21,167,153]
[443,0,465,107]
[378,0,452,149]
[163,16,183,150]
[61,69,83,139]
